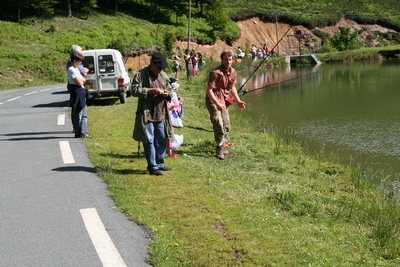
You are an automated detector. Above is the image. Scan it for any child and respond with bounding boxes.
[171,82,184,117]
[166,82,184,157]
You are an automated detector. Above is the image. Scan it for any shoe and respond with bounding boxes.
[159,166,172,171]
[221,146,229,155]
[168,152,180,158]
[150,169,163,176]
[216,146,224,160]
[82,134,91,138]
[224,141,233,147]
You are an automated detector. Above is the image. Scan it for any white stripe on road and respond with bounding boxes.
[57,114,65,125]
[24,91,37,96]
[80,208,127,267]
[7,96,21,102]
[59,141,75,164]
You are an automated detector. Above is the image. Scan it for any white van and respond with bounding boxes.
[82,49,131,104]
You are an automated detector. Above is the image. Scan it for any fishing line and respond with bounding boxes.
[238,0,317,94]
[240,70,319,96]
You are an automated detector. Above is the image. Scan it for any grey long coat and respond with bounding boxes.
[131,66,173,143]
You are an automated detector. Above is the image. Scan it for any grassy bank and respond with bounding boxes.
[317,45,400,63]
[85,61,400,266]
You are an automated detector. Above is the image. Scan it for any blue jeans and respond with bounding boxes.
[79,106,88,135]
[144,121,166,172]
[72,105,88,137]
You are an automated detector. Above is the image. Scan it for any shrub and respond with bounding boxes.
[331,26,363,51]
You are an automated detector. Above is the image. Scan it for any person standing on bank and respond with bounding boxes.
[131,52,173,175]
[67,52,91,138]
[66,45,89,135]
[184,49,193,81]
[206,50,246,160]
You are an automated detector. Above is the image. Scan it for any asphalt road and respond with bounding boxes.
[0,85,151,267]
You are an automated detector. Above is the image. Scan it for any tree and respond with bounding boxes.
[206,0,229,33]
[330,26,363,51]
[11,0,31,22]
[66,0,72,17]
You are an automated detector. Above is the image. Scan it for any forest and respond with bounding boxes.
[1,0,399,46]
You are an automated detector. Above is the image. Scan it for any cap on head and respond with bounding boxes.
[151,52,168,69]
[171,82,180,90]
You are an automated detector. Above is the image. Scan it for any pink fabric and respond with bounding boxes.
[167,98,181,114]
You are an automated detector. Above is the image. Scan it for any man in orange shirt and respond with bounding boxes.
[206,50,246,160]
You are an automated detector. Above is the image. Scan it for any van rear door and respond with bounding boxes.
[83,50,119,97]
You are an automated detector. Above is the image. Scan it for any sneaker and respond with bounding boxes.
[82,134,91,138]
[216,146,224,160]
[224,141,233,147]
[221,146,229,155]
[159,166,172,171]
[168,152,180,158]
[150,169,163,176]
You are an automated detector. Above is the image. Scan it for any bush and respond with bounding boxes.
[219,20,241,46]
[331,26,363,51]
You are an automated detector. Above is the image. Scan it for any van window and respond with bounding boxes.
[98,55,115,73]
[82,56,95,74]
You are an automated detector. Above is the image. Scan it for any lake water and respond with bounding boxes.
[238,59,400,182]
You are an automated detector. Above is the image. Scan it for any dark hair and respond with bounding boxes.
[71,52,84,62]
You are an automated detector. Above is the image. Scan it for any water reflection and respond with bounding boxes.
[238,61,400,181]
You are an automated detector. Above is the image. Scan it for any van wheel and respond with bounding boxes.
[119,92,126,104]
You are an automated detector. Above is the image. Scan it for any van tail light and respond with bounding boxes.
[118,77,124,91]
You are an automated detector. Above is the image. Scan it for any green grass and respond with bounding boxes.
[83,62,400,266]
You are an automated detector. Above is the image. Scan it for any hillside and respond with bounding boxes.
[126,16,397,71]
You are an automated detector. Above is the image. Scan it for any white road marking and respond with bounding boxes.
[7,96,21,102]
[24,91,37,96]
[80,208,127,267]
[57,114,65,125]
[59,141,75,164]
[40,88,50,92]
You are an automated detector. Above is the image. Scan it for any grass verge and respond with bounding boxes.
[84,61,400,266]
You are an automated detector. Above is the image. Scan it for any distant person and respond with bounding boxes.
[184,49,193,81]
[263,44,269,57]
[270,50,275,58]
[205,50,246,160]
[131,52,173,176]
[67,52,91,138]
[173,55,181,80]
[251,44,257,61]
[197,52,204,69]
[236,46,244,59]
[191,51,198,76]
[257,48,264,60]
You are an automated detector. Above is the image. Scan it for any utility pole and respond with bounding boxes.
[273,10,283,56]
[187,0,191,51]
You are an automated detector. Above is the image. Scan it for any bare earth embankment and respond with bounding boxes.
[126,17,397,70]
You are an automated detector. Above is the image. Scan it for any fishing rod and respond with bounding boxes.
[238,0,317,94]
